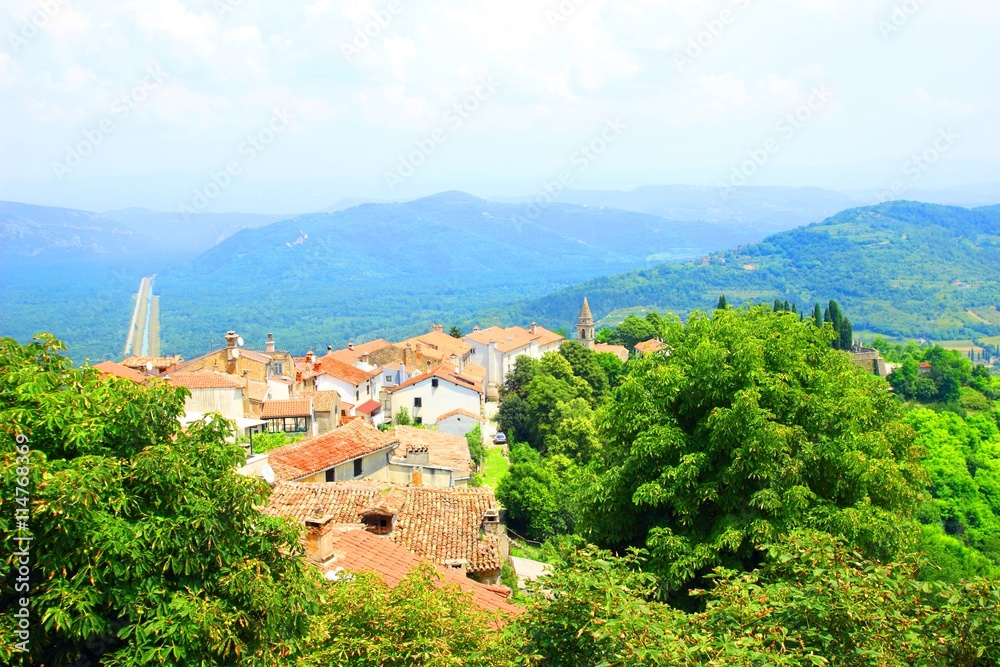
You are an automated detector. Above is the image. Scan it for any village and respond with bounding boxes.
[89,297,891,612]
[86,298,643,610]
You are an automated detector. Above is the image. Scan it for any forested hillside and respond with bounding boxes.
[518,201,1000,340]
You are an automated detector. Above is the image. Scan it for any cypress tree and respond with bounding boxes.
[839,317,853,351]
[774,299,782,312]
[783,300,791,312]
[813,303,823,327]
[791,303,798,315]
[828,300,844,334]
[716,295,728,310]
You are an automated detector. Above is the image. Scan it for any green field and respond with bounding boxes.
[482,446,510,491]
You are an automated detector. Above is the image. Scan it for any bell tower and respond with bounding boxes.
[577,297,595,350]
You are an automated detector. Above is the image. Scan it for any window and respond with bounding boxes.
[385,375,392,383]
[272,362,284,376]
[431,378,439,388]
[325,469,335,483]
[356,391,360,401]
[414,397,422,408]
[354,458,363,478]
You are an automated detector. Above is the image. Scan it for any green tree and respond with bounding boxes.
[522,355,592,449]
[0,335,319,665]
[395,406,413,426]
[594,351,626,388]
[496,394,532,445]
[501,355,539,398]
[497,444,582,540]
[716,295,728,310]
[465,423,485,468]
[448,326,463,338]
[583,308,927,594]
[607,315,659,350]
[558,341,610,401]
[813,302,823,328]
[298,566,518,667]
[839,316,854,350]
[595,326,613,343]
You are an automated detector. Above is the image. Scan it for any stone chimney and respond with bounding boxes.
[361,352,370,366]
[304,514,338,563]
[472,325,481,333]
[482,508,501,537]
[225,330,239,375]
[403,343,412,366]
[265,333,275,353]
[306,351,315,364]
[411,466,423,487]
[530,322,537,335]
[348,342,355,351]
[407,444,430,466]
[225,330,239,350]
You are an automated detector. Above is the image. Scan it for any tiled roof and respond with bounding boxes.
[267,420,398,481]
[465,325,564,353]
[461,363,486,381]
[389,364,483,395]
[328,339,393,364]
[306,525,518,615]
[265,481,504,573]
[262,398,313,419]
[593,343,630,361]
[239,349,273,365]
[356,399,382,414]
[122,355,183,370]
[301,390,340,412]
[634,339,667,355]
[246,379,270,403]
[94,361,146,383]
[436,408,483,423]
[316,355,381,386]
[398,330,473,362]
[167,369,245,389]
[393,426,474,479]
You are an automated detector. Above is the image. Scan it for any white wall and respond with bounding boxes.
[391,379,481,425]
[436,414,482,438]
[185,388,243,421]
[315,375,377,412]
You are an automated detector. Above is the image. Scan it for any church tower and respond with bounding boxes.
[577,297,595,350]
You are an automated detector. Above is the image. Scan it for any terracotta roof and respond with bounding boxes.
[436,408,483,423]
[389,364,483,395]
[265,482,504,573]
[262,398,313,419]
[634,339,667,355]
[239,349,273,365]
[328,339,393,364]
[94,361,146,383]
[246,379,269,403]
[461,363,486,381]
[305,524,518,615]
[167,369,245,389]
[393,426,474,479]
[301,390,340,412]
[398,330,473,362]
[356,399,382,415]
[465,325,564,353]
[316,355,381,386]
[267,420,398,481]
[593,343,630,361]
[122,355,182,370]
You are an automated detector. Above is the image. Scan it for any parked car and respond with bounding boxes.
[493,432,507,445]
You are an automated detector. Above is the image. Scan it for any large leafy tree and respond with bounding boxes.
[582,308,927,593]
[558,342,609,400]
[0,336,319,665]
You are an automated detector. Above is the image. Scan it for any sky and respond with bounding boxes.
[0,0,998,213]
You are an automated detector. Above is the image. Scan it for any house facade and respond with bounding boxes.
[265,419,400,484]
[464,323,564,400]
[434,408,483,439]
[387,365,483,426]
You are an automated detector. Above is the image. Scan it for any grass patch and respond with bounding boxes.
[482,447,510,490]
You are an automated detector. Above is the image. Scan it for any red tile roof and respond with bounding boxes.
[167,369,245,389]
[316,355,381,386]
[435,408,483,423]
[301,390,340,412]
[393,426,474,479]
[389,364,483,395]
[262,398,313,419]
[238,349,273,365]
[265,482,504,573]
[94,361,146,383]
[122,355,183,371]
[356,399,382,414]
[634,339,667,355]
[308,525,518,615]
[465,325,564,353]
[328,339,393,364]
[246,379,270,403]
[267,420,398,481]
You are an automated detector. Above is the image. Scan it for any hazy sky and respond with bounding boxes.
[1,0,998,212]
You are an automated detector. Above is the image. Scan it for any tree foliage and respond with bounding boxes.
[583,307,927,593]
[0,335,319,665]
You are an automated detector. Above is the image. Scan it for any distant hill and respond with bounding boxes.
[154,191,741,357]
[513,201,1000,341]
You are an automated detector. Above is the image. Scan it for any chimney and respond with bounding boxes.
[306,351,315,363]
[407,444,430,466]
[403,343,412,366]
[361,352,370,365]
[482,508,501,537]
[530,322,537,335]
[225,330,239,350]
[265,333,275,353]
[304,515,338,563]
[472,325,480,333]
[348,342,355,351]
[327,345,333,353]
[411,466,423,487]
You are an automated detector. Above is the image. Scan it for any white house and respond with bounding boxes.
[435,409,484,439]
[387,365,483,426]
[464,323,564,400]
[313,355,382,419]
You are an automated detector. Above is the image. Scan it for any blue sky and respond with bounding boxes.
[1,0,997,213]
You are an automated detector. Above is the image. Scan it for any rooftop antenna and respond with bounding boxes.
[237,336,244,347]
